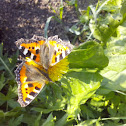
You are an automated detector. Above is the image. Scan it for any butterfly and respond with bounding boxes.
[15,35,73,107]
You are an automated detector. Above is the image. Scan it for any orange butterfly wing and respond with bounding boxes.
[15,60,48,107]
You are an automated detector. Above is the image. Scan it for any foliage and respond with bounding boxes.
[0,0,126,125]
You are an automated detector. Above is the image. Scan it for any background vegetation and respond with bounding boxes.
[0,0,126,125]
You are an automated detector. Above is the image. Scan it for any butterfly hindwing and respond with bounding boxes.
[15,60,48,107]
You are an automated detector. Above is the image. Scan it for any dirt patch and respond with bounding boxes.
[0,0,97,54]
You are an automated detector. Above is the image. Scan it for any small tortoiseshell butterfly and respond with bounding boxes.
[15,35,73,107]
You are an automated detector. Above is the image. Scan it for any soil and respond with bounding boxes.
[0,0,97,55]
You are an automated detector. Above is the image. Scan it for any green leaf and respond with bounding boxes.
[34,112,42,126]
[68,41,108,69]
[89,0,123,44]
[61,69,102,117]
[32,84,66,114]
[120,0,126,19]
[100,0,122,12]
[31,108,54,114]
[22,113,38,126]
[0,73,5,91]
[7,99,20,108]
[107,0,122,6]
[96,87,112,94]
[8,114,23,126]
[75,118,100,126]
[89,14,122,43]
[100,30,126,91]
[6,86,17,99]
[0,43,17,79]
[55,114,68,126]
[116,23,126,37]
[44,16,54,39]
[118,103,126,117]
[0,0,126,126]
[59,0,63,20]
[4,108,21,117]
[81,105,96,119]
[0,92,6,106]
[0,85,18,107]
[69,25,81,35]
[90,94,106,108]
[0,110,4,119]
[42,113,54,126]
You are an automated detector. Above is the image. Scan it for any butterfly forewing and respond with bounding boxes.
[15,60,47,107]
[15,36,45,63]
[48,36,73,66]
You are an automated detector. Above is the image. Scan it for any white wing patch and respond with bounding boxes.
[23,48,28,55]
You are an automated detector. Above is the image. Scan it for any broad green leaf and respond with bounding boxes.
[100,24,126,91]
[42,113,54,126]
[116,25,126,37]
[61,69,102,117]
[89,0,123,44]
[96,87,112,95]
[94,0,122,16]
[104,0,122,9]
[120,0,126,18]
[89,14,122,43]
[69,41,108,69]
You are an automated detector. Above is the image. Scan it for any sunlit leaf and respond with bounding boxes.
[100,28,126,91]
[69,41,108,69]
[61,70,101,117]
